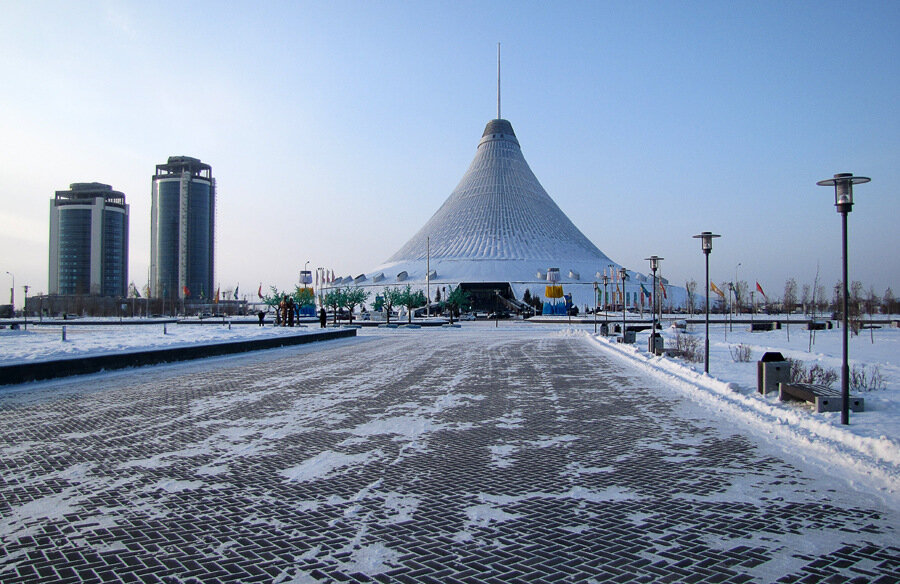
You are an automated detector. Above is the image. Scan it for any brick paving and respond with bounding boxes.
[0,327,897,583]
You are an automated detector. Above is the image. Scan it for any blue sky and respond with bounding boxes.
[1,1,898,300]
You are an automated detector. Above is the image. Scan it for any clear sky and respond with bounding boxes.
[2,1,898,302]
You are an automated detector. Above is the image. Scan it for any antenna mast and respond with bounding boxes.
[497,42,501,119]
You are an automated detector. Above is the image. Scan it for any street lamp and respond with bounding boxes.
[645,256,663,354]
[4,271,13,313]
[22,285,29,330]
[619,267,628,342]
[593,281,598,334]
[817,172,870,425]
[601,274,610,325]
[693,231,720,374]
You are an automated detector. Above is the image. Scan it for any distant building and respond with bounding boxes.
[150,156,215,302]
[49,182,129,297]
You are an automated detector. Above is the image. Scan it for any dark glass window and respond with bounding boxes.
[102,209,126,296]
[58,208,92,294]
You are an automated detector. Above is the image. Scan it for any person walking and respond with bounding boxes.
[257,309,265,326]
[319,307,327,328]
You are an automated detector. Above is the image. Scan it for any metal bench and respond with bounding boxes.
[778,382,864,413]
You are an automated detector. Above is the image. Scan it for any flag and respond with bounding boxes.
[133,284,141,298]
[214,287,220,304]
[258,284,263,299]
[756,281,767,300]
[183,285,190,296]
[143,284,151,298]
[640,283,651,304]
[660,281,667,299]
[710,281,725,298]
[234,285,239,300]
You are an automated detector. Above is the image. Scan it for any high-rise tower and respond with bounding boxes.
[49,182,129,297]
[150,156,215,302]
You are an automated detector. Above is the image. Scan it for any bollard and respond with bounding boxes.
[163,323,167,335]
[62,325,66,341]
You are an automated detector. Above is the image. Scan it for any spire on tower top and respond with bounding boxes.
[497,42,501,120]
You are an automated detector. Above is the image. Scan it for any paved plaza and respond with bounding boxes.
[1,325,897,583]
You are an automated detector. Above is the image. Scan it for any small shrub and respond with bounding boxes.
[674,332,703,363]
[850,364,886,392]
[729,344,753,362]
[787,358,837,388]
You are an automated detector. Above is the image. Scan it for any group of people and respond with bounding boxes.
[255,297,328,328]
[256,296,300,327]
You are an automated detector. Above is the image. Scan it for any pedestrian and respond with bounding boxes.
[319,307,327,328]
[257,309,265,326]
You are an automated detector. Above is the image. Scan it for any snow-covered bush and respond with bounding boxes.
[850,364,886,392]
[673,332,702,363]
[788,359,838,388]
[729,344,753,362]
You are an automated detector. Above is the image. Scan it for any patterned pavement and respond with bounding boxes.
[0,326,897,583]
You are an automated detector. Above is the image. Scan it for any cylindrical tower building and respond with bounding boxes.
[49,182,129,297]
[150,156,215,303]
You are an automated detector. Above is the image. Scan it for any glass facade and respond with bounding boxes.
[101,209,127,296]
[187,181,211,299]
[155,180,181,299]
[57,208,92,294]
[150,157,214,301]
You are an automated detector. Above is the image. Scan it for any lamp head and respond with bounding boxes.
[644,255,663,271]
[817,173,870,213]
[693,232,720,254]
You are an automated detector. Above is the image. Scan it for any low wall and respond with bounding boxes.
[0,328,356,386]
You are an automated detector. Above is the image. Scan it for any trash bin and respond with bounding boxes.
[599,323,609,336]
[620,330,636,344]
[649,333,664,355]
[757,351,789,395]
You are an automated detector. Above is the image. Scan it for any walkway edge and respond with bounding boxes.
[0,329,356,386]
[587,333,900,495]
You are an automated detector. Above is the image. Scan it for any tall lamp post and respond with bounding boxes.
[645,256,663,354]
[619,267,628,342]
[817,172,869,425]
[693,232,720,374]
[593,281,598,334]
[601,274,610,324]
[22,285,29,330]
[4,271,13,314]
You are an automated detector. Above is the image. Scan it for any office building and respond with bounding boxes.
[150,156,215,302]
[49,182,129,297]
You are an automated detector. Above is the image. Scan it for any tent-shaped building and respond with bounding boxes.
[357,116,666,313]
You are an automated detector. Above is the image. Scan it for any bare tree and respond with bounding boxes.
[883,287,897,315]
[849,281,864,334]
[735,280,749,314]
[685,279,697,316]
[783,278,797,341]
[865,286,880,343]
[832,281,843,318]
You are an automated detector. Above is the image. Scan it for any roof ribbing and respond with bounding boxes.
[385,119,611,265]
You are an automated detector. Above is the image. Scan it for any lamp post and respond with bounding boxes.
[693,232,720,374]
[22,285,29,330]
[817,172,870,425]
[619,267,628,342]
[645,256,663,354]
[593,281,598,334]
[5,271,13,314]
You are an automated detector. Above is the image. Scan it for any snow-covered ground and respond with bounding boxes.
[1,317,897,492]
[591,317,900,492]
